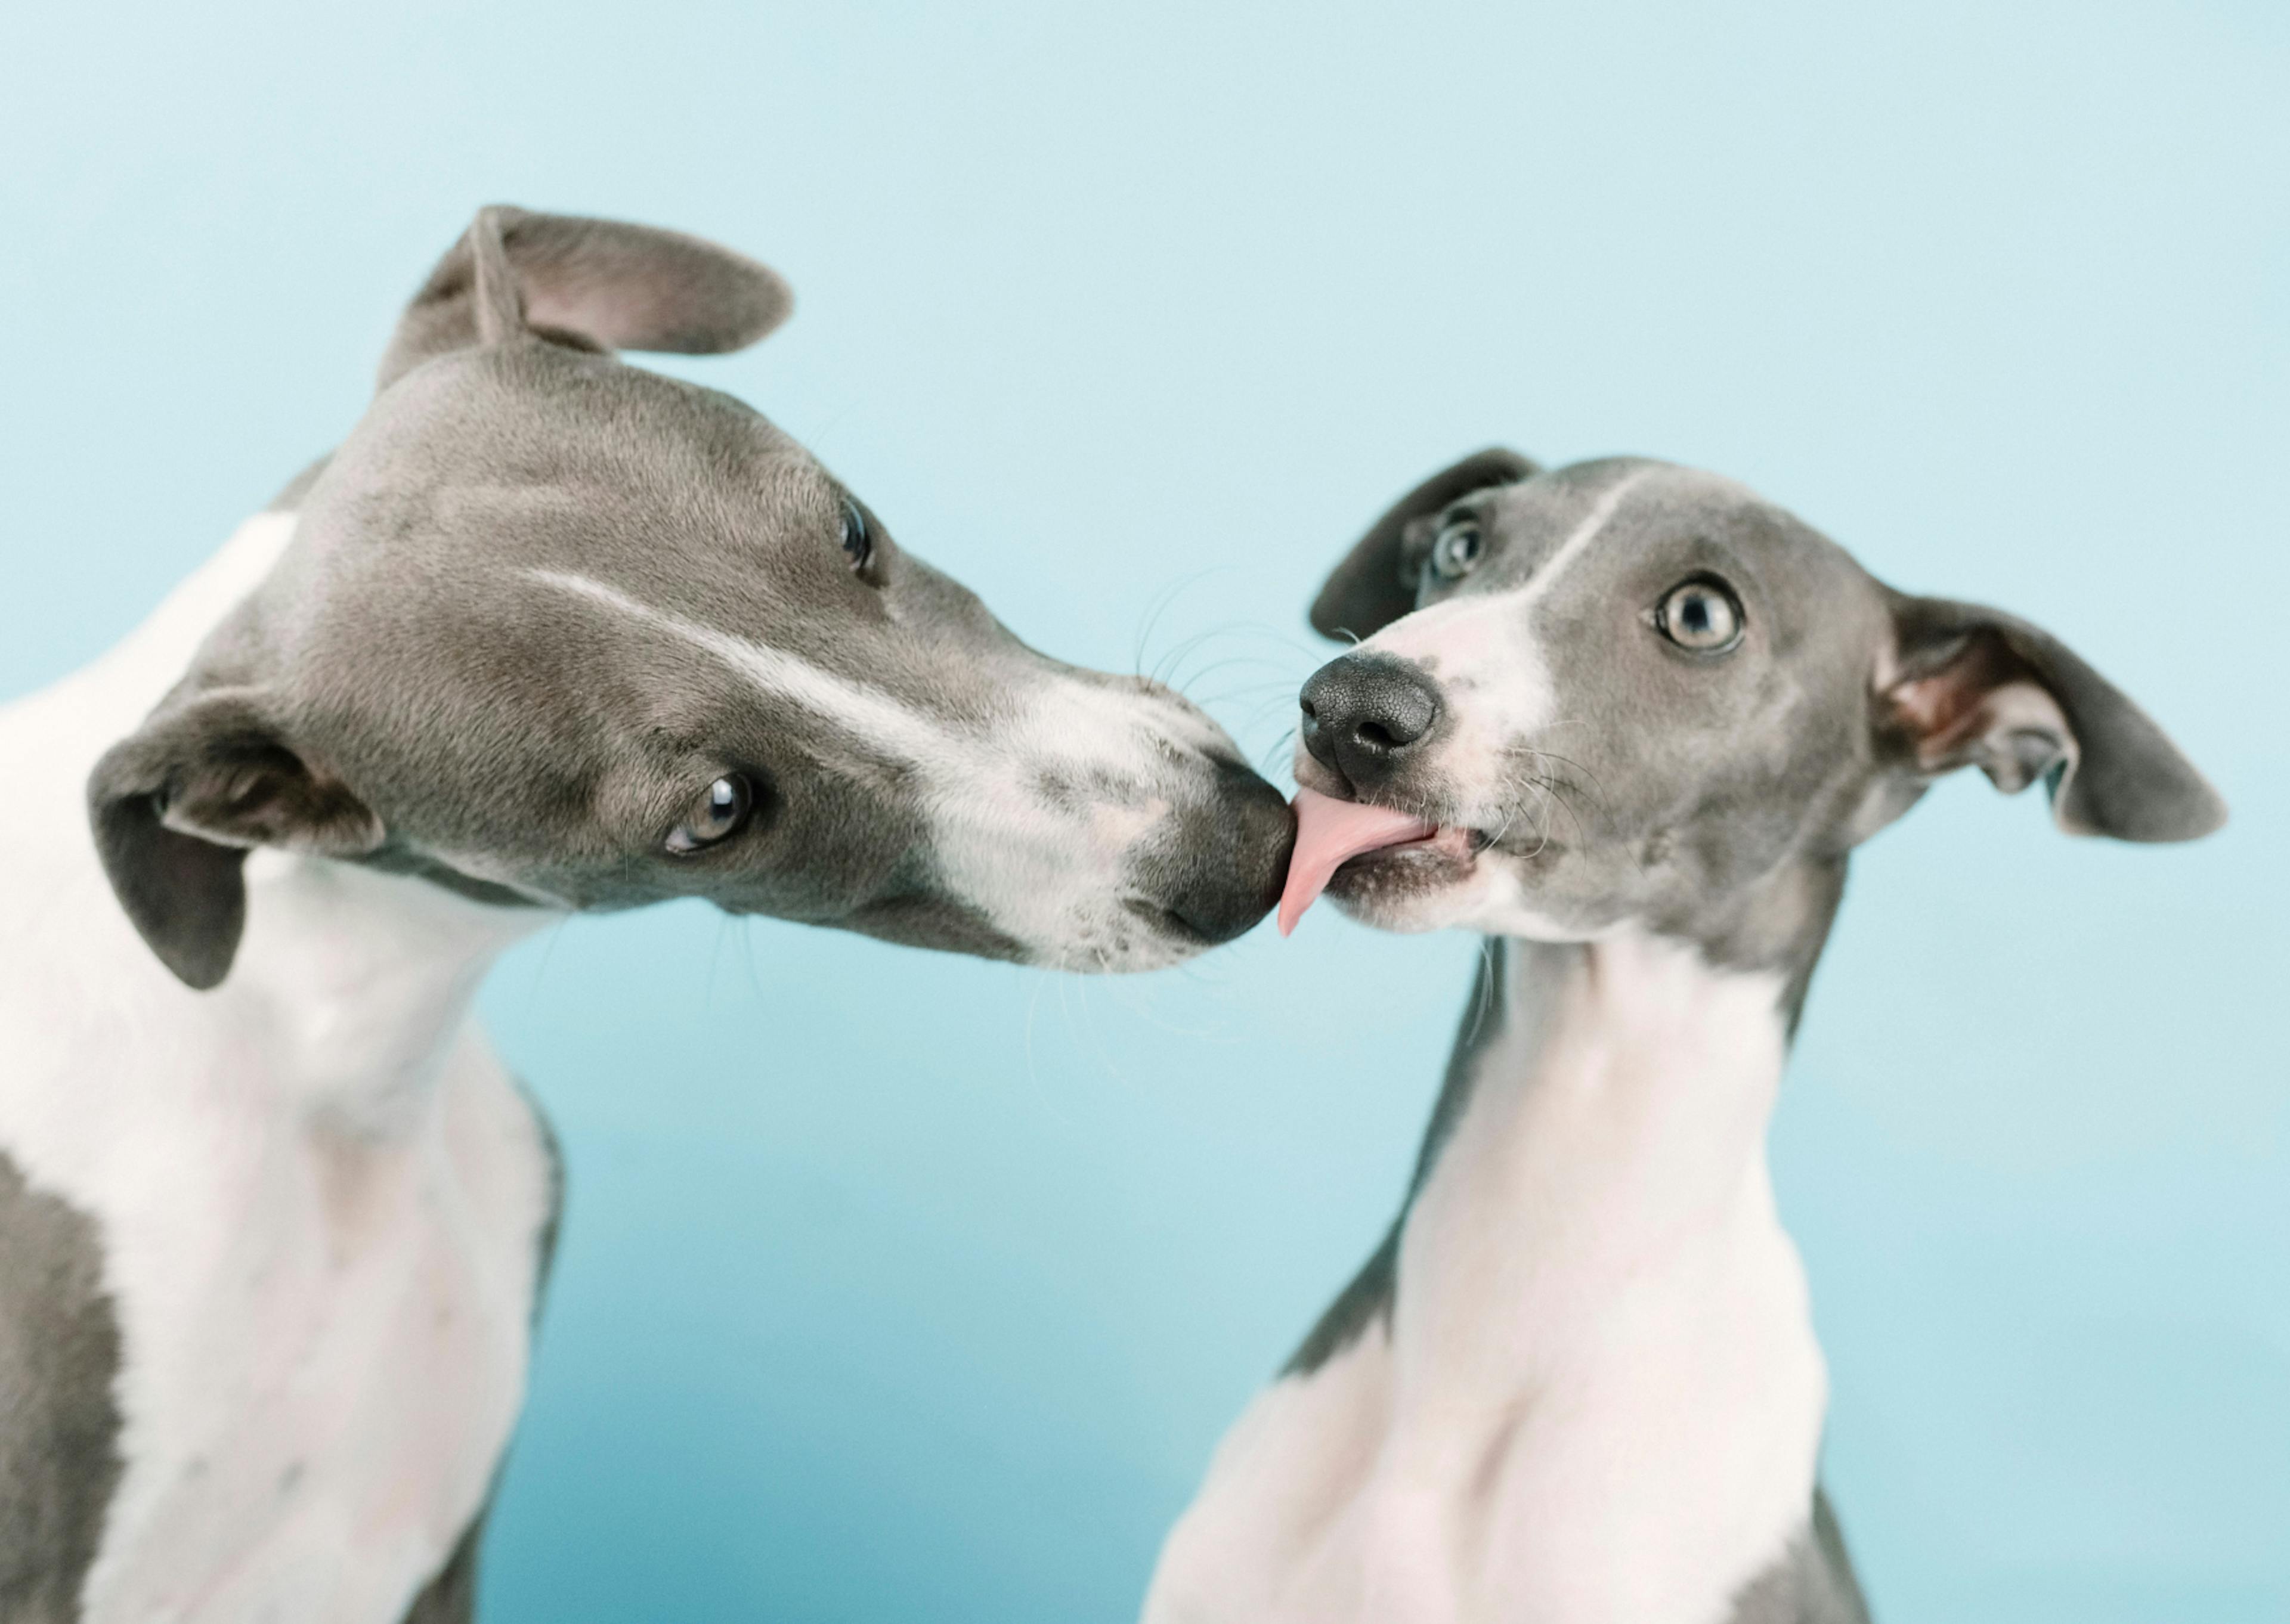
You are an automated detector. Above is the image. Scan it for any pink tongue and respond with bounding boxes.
[1277,787,1438,936]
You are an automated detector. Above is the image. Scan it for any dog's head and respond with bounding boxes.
[90,207,1292,989]
[1286,450,2223,965]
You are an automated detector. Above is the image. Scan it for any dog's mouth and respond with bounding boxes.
[1277,786,1481,934]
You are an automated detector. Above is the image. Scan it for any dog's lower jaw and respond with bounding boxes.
[1325,842,1589,941]
[1143,932,1828,1624]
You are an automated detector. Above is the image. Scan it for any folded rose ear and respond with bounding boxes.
[1879,594,2226,843]
[374,204,795,392]
[1310,448,1540,640]
[86,691,385,989]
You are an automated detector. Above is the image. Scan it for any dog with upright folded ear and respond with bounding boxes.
[12,202,1295,1624]
[87,205,800,993]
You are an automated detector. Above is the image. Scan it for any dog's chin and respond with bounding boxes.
[1325,839,1604,940]
[1020,906,1223,973]
[1031,933,1200,974]
[1322,828,1486,934]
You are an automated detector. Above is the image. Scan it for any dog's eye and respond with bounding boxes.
[839,500,872,572]
[666,774,754,855]
[1428,519,1485,581]
[1654,579,1744,653]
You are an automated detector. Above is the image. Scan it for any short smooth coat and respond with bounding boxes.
[0,512,558,1623]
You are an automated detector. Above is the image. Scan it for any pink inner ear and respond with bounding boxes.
[1891,670,1989,768]
[1890,658,2072,791]
[1887,628,2035,771]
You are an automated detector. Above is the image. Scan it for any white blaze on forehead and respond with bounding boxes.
[526,569,1217,964]
[530,569,961,768]
[1339,467,1657,816]
[1514,464,1658,610]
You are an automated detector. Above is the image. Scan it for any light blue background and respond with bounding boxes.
[4,3,2284,1619]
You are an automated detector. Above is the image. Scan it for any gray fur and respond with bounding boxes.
[1283,1220,1398,1378]
[0,1151,125,1624]
[1301,453,2223,973]
[1310,447,1539,640]
[87,206,1291,989]
[1286,937,1545,1375]
[1726,1492,1873,1624]
[373,206,791,392]
[396,1515,482,1624]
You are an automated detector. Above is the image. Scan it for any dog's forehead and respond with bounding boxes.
[1488,460,1763,560]
[1466,459,1871,619]
[319,342,837,567]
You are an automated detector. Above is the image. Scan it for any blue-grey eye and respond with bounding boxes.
[1655,579,1744,652]
[666,774,753,854]
[840,499,872,571]
[1429,518,1484,581]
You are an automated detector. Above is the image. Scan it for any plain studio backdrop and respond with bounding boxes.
[4,2,2284,1619]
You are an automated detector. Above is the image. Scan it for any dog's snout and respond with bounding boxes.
[1153,760,1297,946]
[1299,655,1441,792]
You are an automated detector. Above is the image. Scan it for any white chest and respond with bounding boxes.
[1145,937,1828,1624]
[0,514,558,1623]
[79,1033,550,1624]
[0,869,556,1624]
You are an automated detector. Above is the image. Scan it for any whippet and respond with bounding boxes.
[1144,450,2223,1623]
[0,206,1293,1624]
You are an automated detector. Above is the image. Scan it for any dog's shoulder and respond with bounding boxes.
[0,1146,126,1619]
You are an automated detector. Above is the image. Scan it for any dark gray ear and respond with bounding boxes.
[1879,594,2226,842]
[1310,448,1540,639]
[86,692,386,989]
[374,204,796,391]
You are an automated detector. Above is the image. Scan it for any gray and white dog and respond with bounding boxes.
[0,207,1291,1623]
[1144,450,2223,1623]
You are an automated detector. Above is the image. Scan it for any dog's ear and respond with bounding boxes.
[375,204,795,392]
[1310,448,1540,640]
[86,692,386,989]
[1875,594,2226,842]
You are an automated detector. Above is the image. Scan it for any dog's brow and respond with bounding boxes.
[1519,467,1655,605]
[525,569,955,765]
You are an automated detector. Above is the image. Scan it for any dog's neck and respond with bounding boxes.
[1392,931,1802,1373]
[1150,909,1840,1623]
[1379,923,1828,1613]
[58,510,550,1127]
[1363,870,1852,1492]
[230,850,545,1127]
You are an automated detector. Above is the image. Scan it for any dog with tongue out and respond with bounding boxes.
[1275,789,1436,934]
[1149,447,2221,1624]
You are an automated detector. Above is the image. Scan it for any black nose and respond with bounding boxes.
[1298,653,1441,792]
[1157,759,1297,945]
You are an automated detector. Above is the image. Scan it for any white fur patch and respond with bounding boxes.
[1144,933,1825,1624]
[0,515,559,1623]
[1518,466,1657,608]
